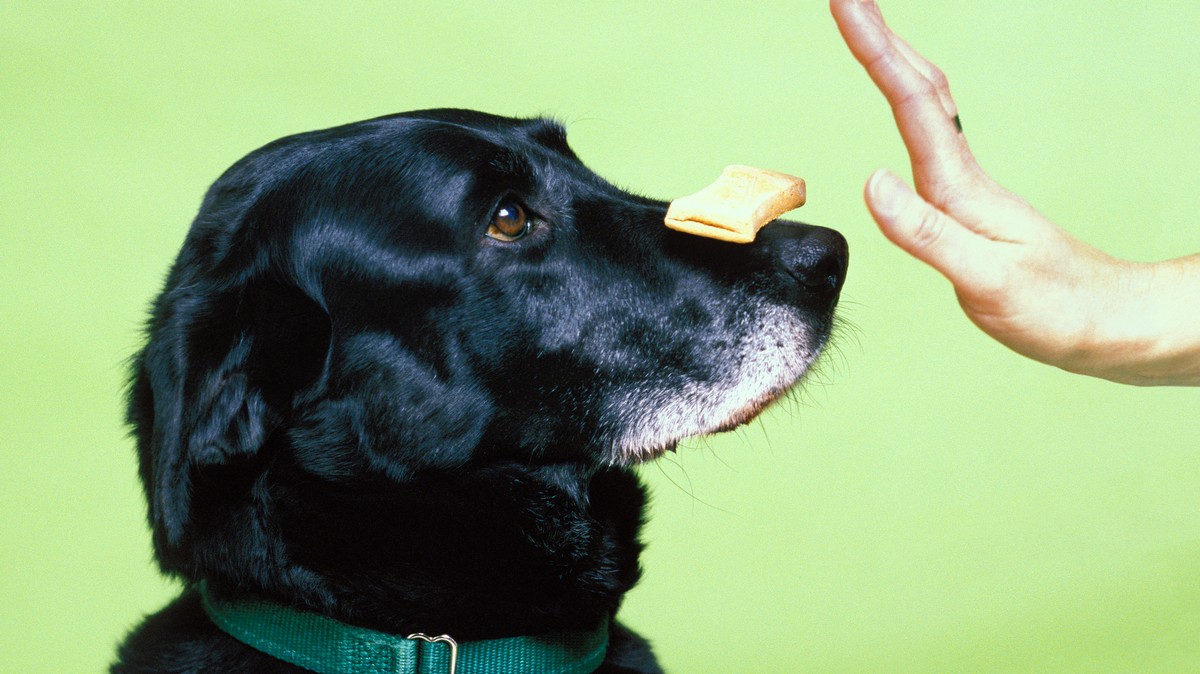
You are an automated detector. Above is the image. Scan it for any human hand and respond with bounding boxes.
[830,0,1200,385]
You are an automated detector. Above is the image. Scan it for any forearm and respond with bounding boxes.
[1085,254,1200,386]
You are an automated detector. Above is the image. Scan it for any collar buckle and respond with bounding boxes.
[406,633,458,674]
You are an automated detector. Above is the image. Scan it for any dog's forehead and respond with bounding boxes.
[262,115,581,281]
[230,111,570,197]
[191,111,607,288]
[386,109,570,150]
[356,111,568,161]
[397,116,577,187]
[308,113,575,205]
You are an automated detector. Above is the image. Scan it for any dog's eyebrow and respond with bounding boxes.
[480,120,571,189]
[486,150,537,186]
[526,118,571,155]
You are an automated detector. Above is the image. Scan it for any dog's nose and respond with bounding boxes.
[777,226,849,295]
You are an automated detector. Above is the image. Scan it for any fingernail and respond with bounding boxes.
[866,169,909,220]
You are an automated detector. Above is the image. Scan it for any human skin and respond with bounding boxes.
[830,0,1200,386]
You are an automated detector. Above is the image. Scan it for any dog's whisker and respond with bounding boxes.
[651,459,739,517]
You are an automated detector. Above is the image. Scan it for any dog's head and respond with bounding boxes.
[129,109,846,576]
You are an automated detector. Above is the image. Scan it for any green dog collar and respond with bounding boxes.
[199,582,609,674]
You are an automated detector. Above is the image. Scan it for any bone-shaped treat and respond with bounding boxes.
[665,165,807,243]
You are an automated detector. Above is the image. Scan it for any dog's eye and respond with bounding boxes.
[487,201,533,242]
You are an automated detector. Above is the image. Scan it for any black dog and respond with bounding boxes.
[112,109,847,673]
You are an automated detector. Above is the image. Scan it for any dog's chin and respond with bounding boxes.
[609,383,796,460]
[617,441,681,464]
[610,382,796,465]
[708,384,793,434]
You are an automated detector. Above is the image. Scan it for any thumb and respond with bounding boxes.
[864,169,993,285]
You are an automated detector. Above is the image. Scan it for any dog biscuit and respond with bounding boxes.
[665,165,806,243]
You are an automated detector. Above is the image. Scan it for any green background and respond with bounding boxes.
[4,1,1199,671]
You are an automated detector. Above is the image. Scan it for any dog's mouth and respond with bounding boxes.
[709,384,793,434]
[604,300,840,465]
[614,381,796,464]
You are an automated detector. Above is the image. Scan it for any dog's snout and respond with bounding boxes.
[778,226,849,295]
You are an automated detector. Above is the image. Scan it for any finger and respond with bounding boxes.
[888,31,957,123]
[831,0,952,123]
[831,0,978,195]
[864,169,1004,290]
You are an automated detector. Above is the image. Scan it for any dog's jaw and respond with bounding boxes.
[605,307,822,464]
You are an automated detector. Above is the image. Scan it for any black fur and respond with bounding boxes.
[113,109,847,673]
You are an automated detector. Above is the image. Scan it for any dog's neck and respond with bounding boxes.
[186,458,646,642]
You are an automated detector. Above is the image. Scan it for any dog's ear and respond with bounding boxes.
[129,272,331,555]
